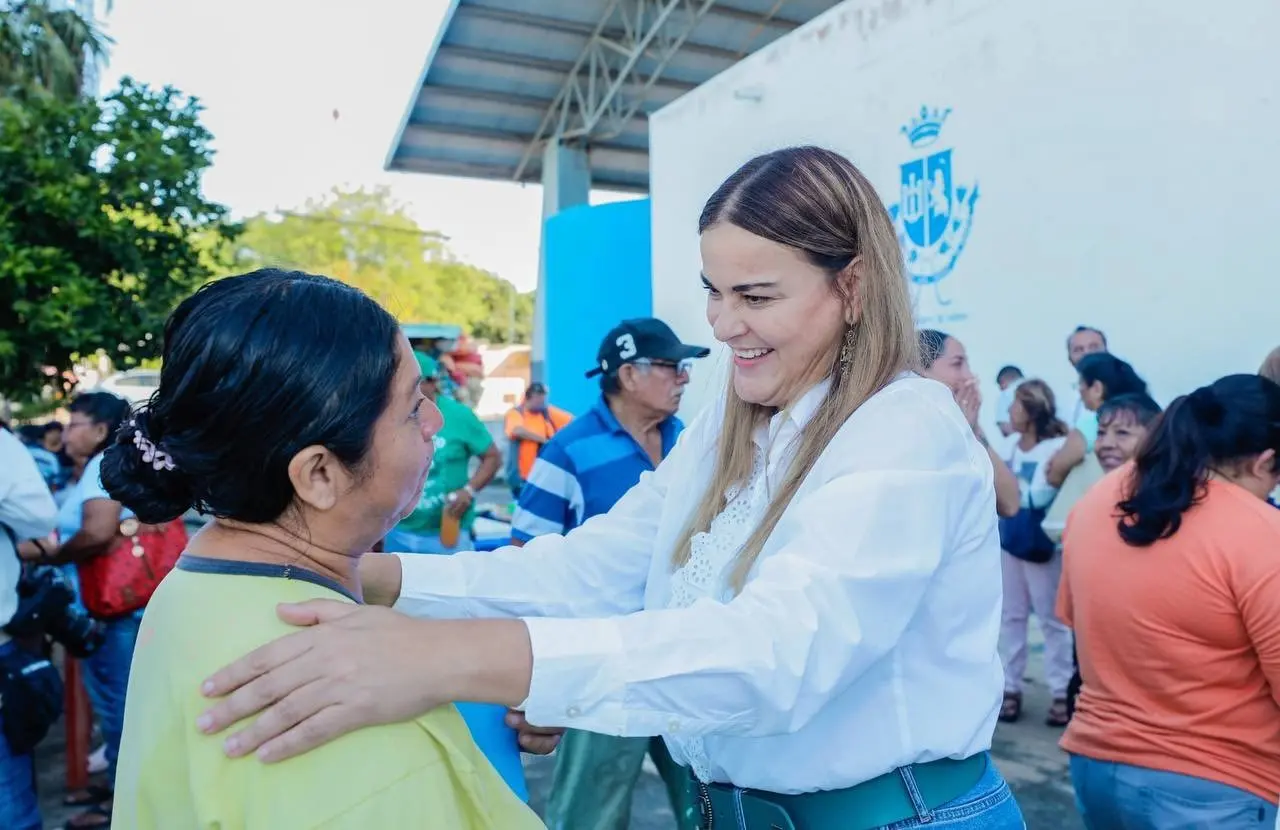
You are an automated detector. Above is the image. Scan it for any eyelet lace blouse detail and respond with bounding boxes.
[664,446,769,782]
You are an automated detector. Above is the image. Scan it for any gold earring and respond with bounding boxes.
[839,327,856,376]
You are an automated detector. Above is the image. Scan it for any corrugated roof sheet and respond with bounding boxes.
[386,0,841,191]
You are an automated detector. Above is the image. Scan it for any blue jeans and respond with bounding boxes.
[0,643,42,830]
[381,526,528,800]
[1070,755,1276,829]
[881,753,1025,829]
[82,612,142,787]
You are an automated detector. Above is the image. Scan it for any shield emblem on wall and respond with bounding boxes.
[899,149,953,250]
[888,105,979,297]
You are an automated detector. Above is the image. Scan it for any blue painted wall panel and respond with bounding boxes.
[543,199,653,417]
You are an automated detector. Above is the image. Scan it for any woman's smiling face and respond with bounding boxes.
[700,223,849,409]
[1094,410,1148,472]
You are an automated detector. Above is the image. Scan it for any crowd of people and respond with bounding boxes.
[916,325,1280,827]
[410,333,489,409]
[1,390,177,829]
[0,145,1277,830]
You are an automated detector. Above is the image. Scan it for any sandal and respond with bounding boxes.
[63,802,112,829]
[998,691,1022,723]
[62,784,112,807]
[1046,697,1071,727]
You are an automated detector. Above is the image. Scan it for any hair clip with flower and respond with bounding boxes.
[132,429,176,472]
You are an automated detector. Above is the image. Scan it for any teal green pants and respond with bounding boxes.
[543,731,700,830]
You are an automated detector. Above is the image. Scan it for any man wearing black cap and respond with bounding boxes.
[584,317,712,385]
[511,318,708,830]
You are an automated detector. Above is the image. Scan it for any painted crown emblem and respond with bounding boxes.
[900,106,952,148]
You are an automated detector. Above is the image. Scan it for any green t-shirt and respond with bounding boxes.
[398,394,494,534]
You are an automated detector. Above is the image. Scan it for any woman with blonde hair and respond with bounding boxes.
[192,148,1024,829]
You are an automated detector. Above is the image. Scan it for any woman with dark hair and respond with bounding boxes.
[996,380,1074,726]
[1091,393,1162,475]
[16,391,133,828]
[102,270,541,828]
[1058,374,1280,827]
[1062,393,1163,719]
[17,422,68,492]
[1046,353,1147,487]
[916,329,950,374]
[917,329,1020,518]
[1075,354,1147,442]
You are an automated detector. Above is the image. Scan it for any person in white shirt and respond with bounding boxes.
[994,365,1024,437]
[193,147,1026,829]
[0,425,59,830]
[994,379,1073,728]
[1062,326,1107,426]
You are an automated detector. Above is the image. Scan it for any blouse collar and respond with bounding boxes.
[754,378,833,449]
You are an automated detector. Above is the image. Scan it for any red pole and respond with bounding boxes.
[64,655,91,791]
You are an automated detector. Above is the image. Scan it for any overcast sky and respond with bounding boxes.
[97,0,630,292]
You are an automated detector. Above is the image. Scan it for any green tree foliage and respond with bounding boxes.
[0,77,237,398]
[235,187,533,344]
[0,0,112,101]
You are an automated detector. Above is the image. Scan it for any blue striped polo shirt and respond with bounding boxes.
[511,396,683,542]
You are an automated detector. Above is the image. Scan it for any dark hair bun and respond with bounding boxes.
[1118,373,1280,546]
[100,269,402,527]
[100,412,196,525]
[1187,386,1226,427]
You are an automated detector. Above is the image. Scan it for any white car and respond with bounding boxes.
[95,369,161,405]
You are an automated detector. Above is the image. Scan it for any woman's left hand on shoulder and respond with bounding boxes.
[196,601,442,762]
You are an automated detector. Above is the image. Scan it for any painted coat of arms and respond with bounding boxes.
[888,106,979,305]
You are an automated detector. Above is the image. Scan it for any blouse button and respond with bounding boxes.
[566,705,581,718]
[667,717,681,733]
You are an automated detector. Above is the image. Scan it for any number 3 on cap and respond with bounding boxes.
[616,333,637,360]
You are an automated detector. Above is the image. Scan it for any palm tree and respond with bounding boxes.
[0,0,111,100]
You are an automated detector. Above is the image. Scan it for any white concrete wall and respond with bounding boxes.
[650,0,1280,424]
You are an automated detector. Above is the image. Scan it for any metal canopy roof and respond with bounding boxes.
[386,0,841,192]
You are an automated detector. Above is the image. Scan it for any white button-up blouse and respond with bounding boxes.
[394,374,1004,794]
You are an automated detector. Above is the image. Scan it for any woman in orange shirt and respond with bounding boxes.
[1058,374,1280,828]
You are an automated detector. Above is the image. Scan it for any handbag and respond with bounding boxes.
[76,517,187,619]
[0,642,63,754]
[999,491,1056,563]
[998,443,1058,563]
